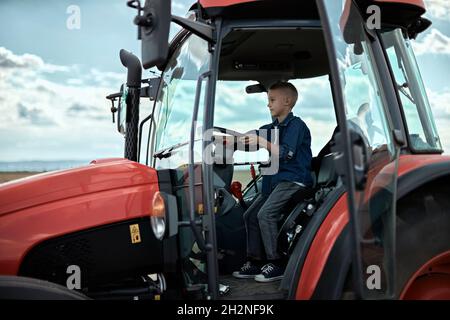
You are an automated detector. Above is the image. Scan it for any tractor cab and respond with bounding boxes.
[113,0,442,299]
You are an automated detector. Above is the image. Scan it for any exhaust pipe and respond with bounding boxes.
[120,49,142,161]
[120,49,142,88]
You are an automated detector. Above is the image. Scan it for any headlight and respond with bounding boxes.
[151,192,166,240]
[150,216,166,240]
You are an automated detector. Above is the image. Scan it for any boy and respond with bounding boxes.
[232,81,313,282]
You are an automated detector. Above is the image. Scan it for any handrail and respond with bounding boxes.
[189,71,212,252]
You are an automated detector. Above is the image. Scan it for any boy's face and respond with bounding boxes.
[267,88,292,118]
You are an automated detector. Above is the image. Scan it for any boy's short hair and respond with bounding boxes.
[269,81,298,107]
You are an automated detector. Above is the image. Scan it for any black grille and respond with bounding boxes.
[19,218,163,289]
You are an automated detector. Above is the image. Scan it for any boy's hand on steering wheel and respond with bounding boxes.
[239,134,258,146]
[222,135,236,149]
[240,134,269,149]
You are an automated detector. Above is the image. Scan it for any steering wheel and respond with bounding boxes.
[213,126,243,137]
[212,126,244,151]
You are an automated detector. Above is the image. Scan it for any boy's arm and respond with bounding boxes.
[259,120,305,161]
[252,136,278,156]
[222,129,258,151]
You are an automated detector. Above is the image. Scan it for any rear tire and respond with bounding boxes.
[340,177,450,299]
[395,177,450,298]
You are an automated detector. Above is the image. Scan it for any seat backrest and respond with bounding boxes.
[310,171,317,189]
[213,164,234,191]
[317,153,338,187]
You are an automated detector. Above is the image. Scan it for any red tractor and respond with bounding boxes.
[0,0,449,300]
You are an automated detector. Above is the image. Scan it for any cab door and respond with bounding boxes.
[149,31,219,299]
[317,0,401,299]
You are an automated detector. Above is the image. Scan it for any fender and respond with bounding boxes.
[293,154,450,300]
[396,155,450,200]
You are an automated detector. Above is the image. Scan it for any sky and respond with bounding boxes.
[0,0,449,163]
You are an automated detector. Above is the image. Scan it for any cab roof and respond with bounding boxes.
[196,0,427,28]
[198,0,425,11]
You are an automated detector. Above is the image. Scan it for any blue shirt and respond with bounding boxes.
[257,112,313,195]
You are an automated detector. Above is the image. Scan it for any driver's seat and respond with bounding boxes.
[213,163,234,192]
[277,153,339,256]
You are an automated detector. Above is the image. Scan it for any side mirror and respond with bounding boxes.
[137,0,171,70]
[117,84,128,135]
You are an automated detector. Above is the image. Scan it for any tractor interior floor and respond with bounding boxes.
[218,275,286,300]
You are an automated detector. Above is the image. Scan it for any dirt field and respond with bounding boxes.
[232,170,253,186]
[0,172,41,184]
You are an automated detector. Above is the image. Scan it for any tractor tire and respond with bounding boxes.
[0,275,90,300]
[395,177,450,298]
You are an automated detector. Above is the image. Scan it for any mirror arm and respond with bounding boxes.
[140,77,160,100]
[110,101,118,124]
[171,15,215,43]
[106,92,121,124]
[127,0,144,39]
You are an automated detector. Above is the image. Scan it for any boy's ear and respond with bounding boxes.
[284,95,292,107]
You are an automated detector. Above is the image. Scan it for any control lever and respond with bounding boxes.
[250,163,258,193]
[230,181,247,210]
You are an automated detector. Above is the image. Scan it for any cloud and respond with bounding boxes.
[67,78,84,86]
[41,64,71,73]
[428,88,450,120]
[67,103,91,114]
[424,0,450,20]
[412,28,450,56]
[0,47,43,69]
[66,102,110,121]
[426,88,450,153]
[0,47,124,161]
[89,68,126,87]
[172,1,190,15]
[0,47,71,74]
[17,103,57,126]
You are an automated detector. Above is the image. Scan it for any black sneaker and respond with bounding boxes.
[254,263,284,282]
[232,261,262,279]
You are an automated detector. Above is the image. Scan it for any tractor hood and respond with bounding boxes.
[0,158,158,216]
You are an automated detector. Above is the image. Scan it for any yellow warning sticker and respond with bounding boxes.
[129,224,141,244]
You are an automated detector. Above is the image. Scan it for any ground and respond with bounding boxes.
[0,172,39,184]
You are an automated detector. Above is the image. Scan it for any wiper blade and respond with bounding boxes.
[153,141,190,159]
[153,146,174,159]
[397,82,415,104]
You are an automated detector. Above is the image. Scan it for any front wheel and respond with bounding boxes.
[0,275,90,300]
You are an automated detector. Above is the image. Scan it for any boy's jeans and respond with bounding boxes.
[243,181,310,261]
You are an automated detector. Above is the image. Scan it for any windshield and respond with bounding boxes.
[150,33,210,169]
[381,29,442,152]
